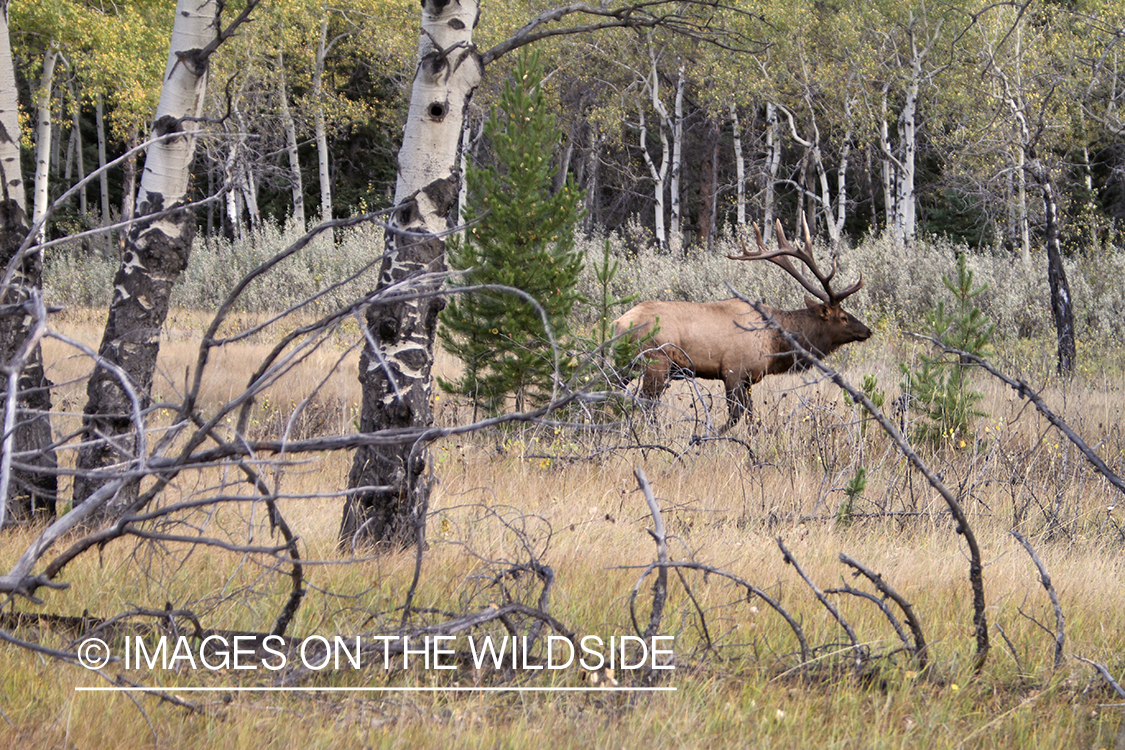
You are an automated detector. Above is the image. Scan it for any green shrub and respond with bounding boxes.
[900,252,994,448]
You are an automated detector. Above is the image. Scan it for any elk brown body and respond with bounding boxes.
[613,219,871,433]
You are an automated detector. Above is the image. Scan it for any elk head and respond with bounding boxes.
[729,217,871,354]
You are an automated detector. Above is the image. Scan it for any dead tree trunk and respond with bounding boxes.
[698,116,720,253]
[1033,162,1075,374]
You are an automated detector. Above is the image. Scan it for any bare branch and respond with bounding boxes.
[777,537,865,672]
[839,553,927,666]
[630,467,667,640]
[923,338,1125,500]
[482,0,767,66]
[1074,656,1125,700]
[735,291,989,670]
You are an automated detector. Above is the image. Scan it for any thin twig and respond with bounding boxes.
[1010,530,1065,670]
[994,621,1026,676]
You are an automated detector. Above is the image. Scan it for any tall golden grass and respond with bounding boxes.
[2,310,1125,749]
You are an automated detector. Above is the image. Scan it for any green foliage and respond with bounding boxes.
[590,239,635,345]
[561,238,645,420]
[587,237,641,371]
[900,252,995,448]
[845,374,886,443]
[837,466,867,528]
[438,51,583,415]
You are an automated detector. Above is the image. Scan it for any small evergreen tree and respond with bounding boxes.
[901,252,994,448]
[566,238,643,420]
[439,52,583,415]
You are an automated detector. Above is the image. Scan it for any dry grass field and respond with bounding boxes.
[3,307,1125,749]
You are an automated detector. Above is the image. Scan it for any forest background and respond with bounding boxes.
[13,0,1125,264]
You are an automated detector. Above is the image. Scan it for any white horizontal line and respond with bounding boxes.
[76,686,676,693]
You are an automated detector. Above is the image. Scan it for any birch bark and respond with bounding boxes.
[730,103,745,227]
[341,0,482,549]
[668,63,684,253]
[277,52,305,230]
[763,102,780,244]
[313,7,333,222]
[31,47,59,245]
[74,0,220,519]
[0,0,56,522]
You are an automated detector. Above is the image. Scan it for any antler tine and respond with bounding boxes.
[730,218,865,305]
[830,272,864,302]
[799,215,838,286]
[795,215,866,303]
[728,220,829,303]
[729,223,763,260]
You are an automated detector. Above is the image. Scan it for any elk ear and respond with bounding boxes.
[804,295,821,310]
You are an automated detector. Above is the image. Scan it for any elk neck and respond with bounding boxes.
[768,304,867,363]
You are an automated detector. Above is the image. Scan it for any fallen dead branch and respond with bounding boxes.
[837,552,927,667]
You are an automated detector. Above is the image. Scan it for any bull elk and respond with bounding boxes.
[613,218,871,433]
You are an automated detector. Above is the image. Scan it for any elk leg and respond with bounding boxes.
[720,379,752,434]
[637,359,671,425]
[641,360,671,399]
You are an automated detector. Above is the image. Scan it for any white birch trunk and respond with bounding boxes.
[277,52,304,230]
[1013,25,1030,265]
[342,0,482,548]
[224,138,243,241]
[730,102,745,227]
[32,47,59,244]
[833,100,854,243]
[393,9,480,203]
[897,73,918,243]
[763,102,780,244]
[834,138,852,244]
[778,104,840,245]
[639,49,669,251]
[876,82,901,243]
[880,118,895,237]
[233,105,259,232]
[639,107,668,250]
[0,0,58,521]
[313,6,332,222]
[0,3,24,212]
[75,0,219,516]
[1016,143,1029,265]
[242,160,258,230]
[668,63,684,253]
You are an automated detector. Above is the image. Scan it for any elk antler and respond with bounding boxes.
[729,217,864,305]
